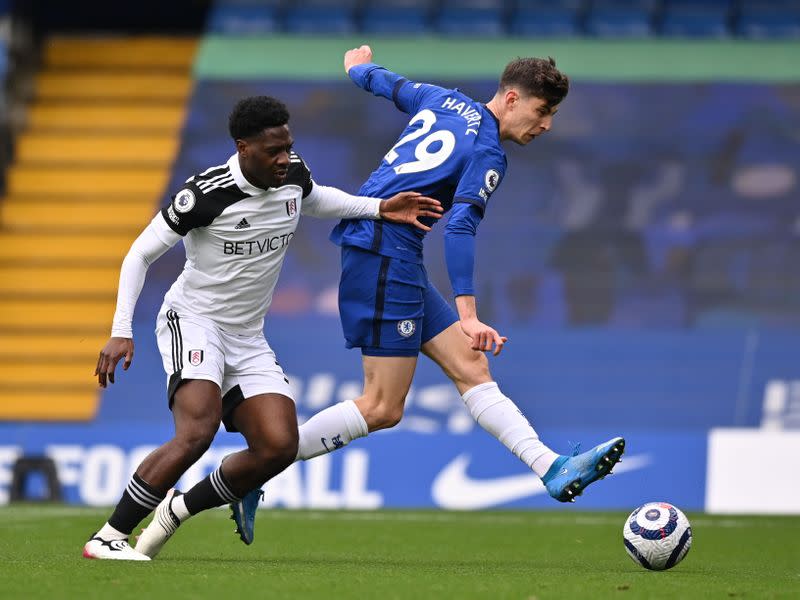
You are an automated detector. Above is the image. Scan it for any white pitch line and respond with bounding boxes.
[255,512,630,528]
[0,507,795,529]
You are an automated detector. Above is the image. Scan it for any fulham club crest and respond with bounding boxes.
[188,349,204,366]
[286,198,297,217]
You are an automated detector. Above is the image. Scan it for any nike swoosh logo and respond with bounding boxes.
[432,453,652,510]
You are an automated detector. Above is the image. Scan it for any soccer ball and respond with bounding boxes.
[623,502,692,571]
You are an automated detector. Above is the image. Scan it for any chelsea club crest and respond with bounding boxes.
[397,319,416,338]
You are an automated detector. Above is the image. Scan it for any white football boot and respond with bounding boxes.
[135,488,182,558]
[83,535,151,561]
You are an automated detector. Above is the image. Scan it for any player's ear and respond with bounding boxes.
[235,138,248,155]
[505,89,519,109]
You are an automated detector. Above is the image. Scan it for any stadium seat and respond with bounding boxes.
[360,0,434,35]
[659,1,731,38]
[0,40,6,86]
[16,133,179,164]
[510,0,582,37]
[0,36,195,422]
[206,4,282,35]
[584,0,656,37]
[284,0,358,34]
[26,104,185,131]
[735,1,800,38]
[435,0,506,37]
[663,0,732,5]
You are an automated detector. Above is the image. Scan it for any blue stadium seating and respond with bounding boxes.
[203,0,800,38]
[584,0,656,37]
[360,0,434,35]
[206,2,282,35]
[663,0,732,6]
[659,1,731,38]
[434,0,507,36]
[284,0,359,34]
[736,0,800,38]
[510,0,583,37]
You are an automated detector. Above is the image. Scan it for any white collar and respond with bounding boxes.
[227,153,268,196]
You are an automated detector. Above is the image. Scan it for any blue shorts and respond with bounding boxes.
[338,246,459,357]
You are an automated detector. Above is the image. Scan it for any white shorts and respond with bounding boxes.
[155,307,294,432]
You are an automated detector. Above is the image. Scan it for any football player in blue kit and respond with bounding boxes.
[224,45,626,545]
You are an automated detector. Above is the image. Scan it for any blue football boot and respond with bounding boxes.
[542,437,625,503]
[229,488,264,545]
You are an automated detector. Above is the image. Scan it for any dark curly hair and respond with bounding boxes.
[499,57,569,109]
[228,96,290,140]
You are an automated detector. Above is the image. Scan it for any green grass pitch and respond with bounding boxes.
[1,506,798,599]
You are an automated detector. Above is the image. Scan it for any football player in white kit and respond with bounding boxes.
[83,96,442,560]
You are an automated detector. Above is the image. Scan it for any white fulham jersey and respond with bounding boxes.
[110,151,382,338]
[161,153,311,334]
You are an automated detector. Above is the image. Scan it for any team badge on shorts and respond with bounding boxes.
[188,349,204,366]
[397,319,416,338]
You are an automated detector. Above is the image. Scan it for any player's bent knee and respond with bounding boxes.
[270,434,299,468]
[252,431,298,470]
[367,404,404,431]
[174,425,217,461]
[450,351,491,390]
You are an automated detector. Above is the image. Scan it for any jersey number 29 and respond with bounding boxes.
[384,109,456,175]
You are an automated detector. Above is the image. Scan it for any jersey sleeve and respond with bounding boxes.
[444,202,483,297]
[348,63,440,115]
[452,152,507,216]
[301,184,381,220]
[288,151,314,198]
[111,215,180,338]
[160,181,220,236]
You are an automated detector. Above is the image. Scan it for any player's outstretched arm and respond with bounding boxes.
[344,44,373,74]
[379,191,443,232]
[95,337,134,388]
[455,295,508,357]
[95,216,179,387]
[342,45,423,112]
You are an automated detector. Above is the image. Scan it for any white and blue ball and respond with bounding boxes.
[623,502,692,571]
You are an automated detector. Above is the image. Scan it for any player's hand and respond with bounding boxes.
[379,191,443,231]
[344,44,373,73]
[460,318,508,356]
[95,337,134,388]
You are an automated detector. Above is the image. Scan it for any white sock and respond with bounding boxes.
[96,522,127,540]
[462,382,559,478]
[296,399,369,461]
[170,493,191,522]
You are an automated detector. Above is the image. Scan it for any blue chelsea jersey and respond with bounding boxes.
[330,63,507,264]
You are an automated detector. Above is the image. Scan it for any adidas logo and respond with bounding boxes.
[234,218,251,230]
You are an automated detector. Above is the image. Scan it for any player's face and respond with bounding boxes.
[236,125,293,189]
[503,92,559,146]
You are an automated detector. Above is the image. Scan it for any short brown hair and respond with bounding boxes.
[499,57,569,109]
